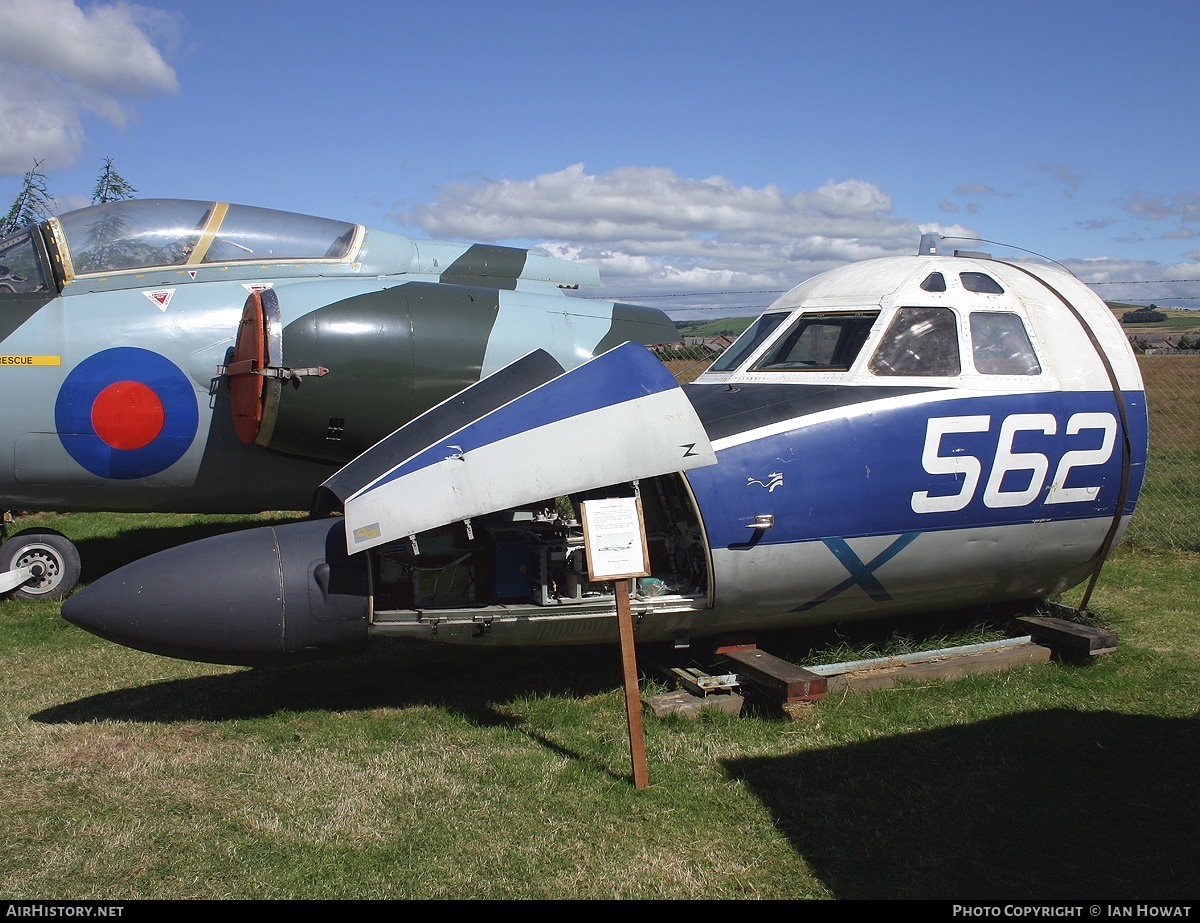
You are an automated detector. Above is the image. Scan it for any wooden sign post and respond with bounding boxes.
[580,496,651,790]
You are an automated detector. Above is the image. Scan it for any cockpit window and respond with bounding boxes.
[0,229,48,293]
[58,199,359,275]
[751,311,878,372]
[960,271,1004,294]
[869,306,961,377]
[970,311,1041,375]
[708,312,788,372]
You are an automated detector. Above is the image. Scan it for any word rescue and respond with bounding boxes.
[0,355,61,366]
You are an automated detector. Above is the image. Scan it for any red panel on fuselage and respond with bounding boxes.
[230,291,267,445]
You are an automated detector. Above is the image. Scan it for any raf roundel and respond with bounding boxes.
[55,347,199,479]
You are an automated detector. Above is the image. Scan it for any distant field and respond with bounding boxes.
[673,317,757,338]
[1138,354,1200,452]
[1106,303,1200,335]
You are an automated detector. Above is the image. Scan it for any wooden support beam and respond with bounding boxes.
[719,648,827,704]
[643,690,745,719]
[1015,615,1118,656]
[810,638,1052,694]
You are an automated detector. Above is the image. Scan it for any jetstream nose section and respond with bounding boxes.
[62,518,369,666]
[63,342,714,666]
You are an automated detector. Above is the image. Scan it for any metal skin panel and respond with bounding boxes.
[682,387,1146,626]
[598,302,684,357]
[683,380,942,443]
[341,342,717,551]
[700,518,1126,634]
[248,284,678,466]
[264,288,421,462]
[438,243,527,290]
[477,290,676,381]
[316,349,566,512]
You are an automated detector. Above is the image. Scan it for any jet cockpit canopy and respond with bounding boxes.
[55,199,362,276]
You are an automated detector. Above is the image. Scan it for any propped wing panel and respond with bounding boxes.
[317,349,566,509]
[341,342,716,552]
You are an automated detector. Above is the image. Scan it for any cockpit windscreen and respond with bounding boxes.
[57,199,360,275]
[0,230,48,293]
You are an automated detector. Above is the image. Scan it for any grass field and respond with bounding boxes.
[0,509,1197,900]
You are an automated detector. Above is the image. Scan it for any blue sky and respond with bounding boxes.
[3,0,1199,316]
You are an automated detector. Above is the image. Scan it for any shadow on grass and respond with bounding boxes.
[726,708,1200,899]
[30,638,624,726]
[31,639,639,783]
[72,515,307,585]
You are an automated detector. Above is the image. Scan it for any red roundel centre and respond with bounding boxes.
[91,381,166,450]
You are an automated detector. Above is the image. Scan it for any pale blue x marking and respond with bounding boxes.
[792,532,920,612]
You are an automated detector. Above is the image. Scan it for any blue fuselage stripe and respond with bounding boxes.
[686,386,1149,549]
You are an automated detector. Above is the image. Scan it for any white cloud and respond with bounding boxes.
[396,164,974,312]
[1037,164,1084,198]
[0,0,179,173]
[1121,190,1200,223]
[953,182,1000,197]
[1069,255,1200,306]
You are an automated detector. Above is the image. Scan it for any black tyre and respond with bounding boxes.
[0,528,81,600]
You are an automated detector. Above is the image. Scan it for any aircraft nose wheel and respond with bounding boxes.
[0,528,81,600]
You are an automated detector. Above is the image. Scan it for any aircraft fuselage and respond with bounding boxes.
[0,200,675,514]
[62,243,1150,666]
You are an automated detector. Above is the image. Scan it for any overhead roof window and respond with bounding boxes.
[960,271,1004,294]
[920,272,946,292]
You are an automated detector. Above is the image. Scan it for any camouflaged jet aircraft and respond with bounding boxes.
[63,235,1150,667]
[0,198,675,599]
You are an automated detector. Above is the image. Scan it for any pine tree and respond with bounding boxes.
[91,157,137,204]
[2,160,55,237]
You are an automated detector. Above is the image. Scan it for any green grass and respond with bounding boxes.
[0,512,1197,899]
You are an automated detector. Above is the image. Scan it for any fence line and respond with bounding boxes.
[1128,354,1200,552]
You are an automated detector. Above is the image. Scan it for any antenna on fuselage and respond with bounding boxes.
[919,232,993,260]
[925,235,1074,277]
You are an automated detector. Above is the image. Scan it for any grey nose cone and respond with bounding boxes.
[63,517,369,667]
